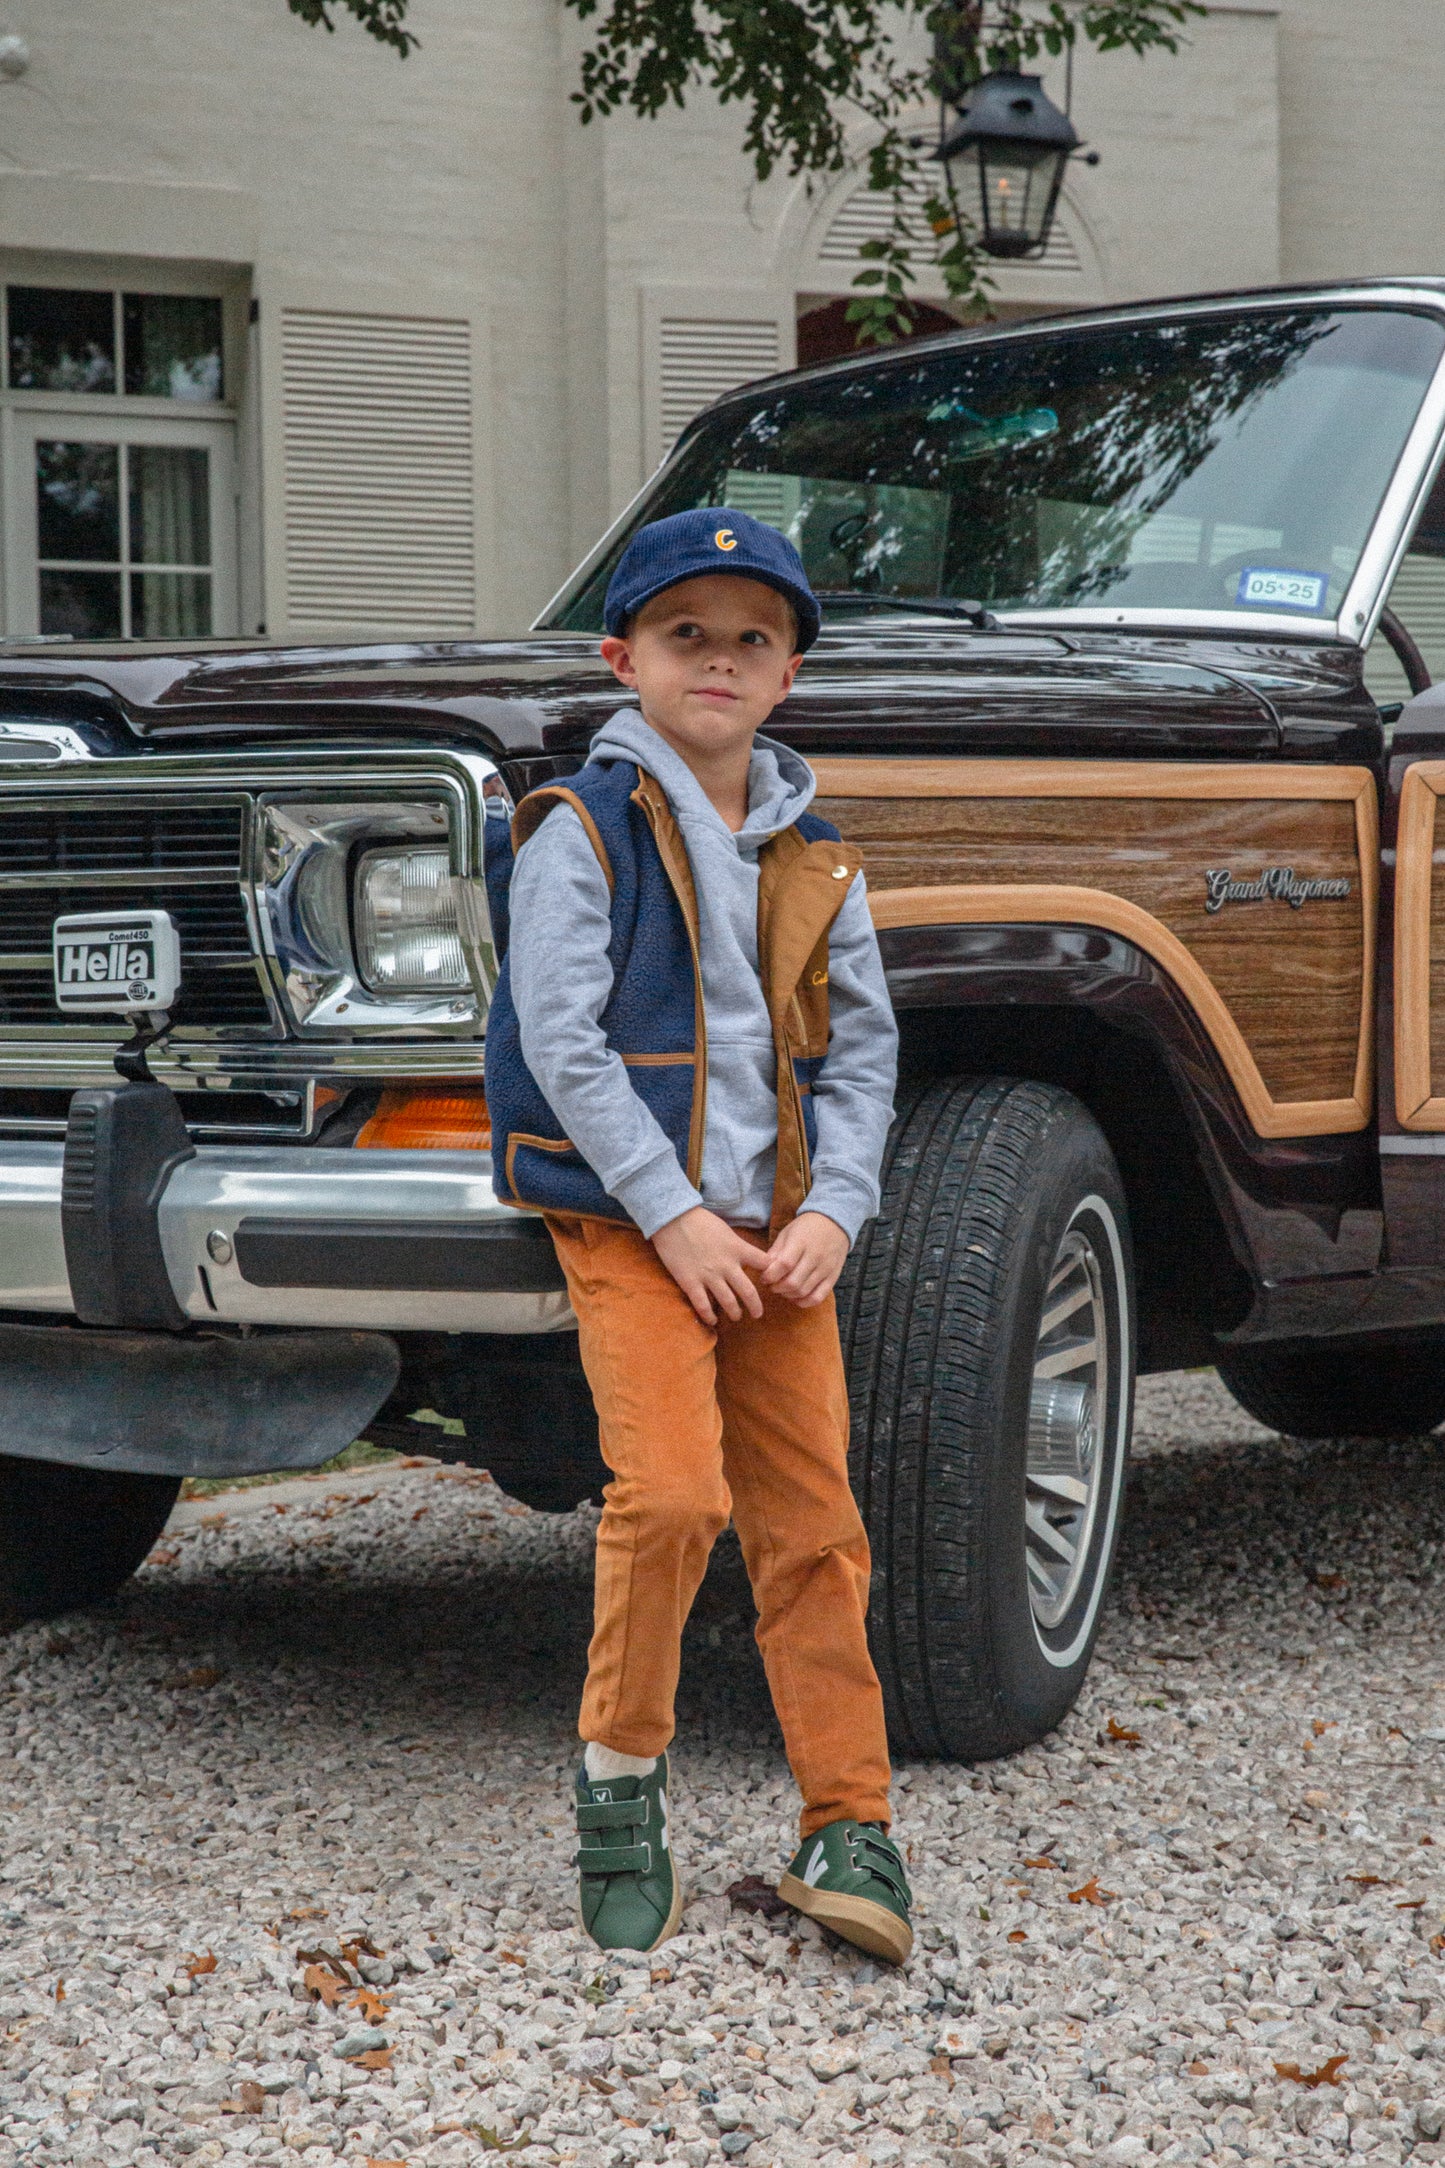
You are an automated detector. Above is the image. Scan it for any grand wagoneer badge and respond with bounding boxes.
[1204,867,1352,914]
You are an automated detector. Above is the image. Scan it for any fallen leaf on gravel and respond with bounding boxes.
[587,2075,617,2096]
[1302,1789,1330,1808]
[1348,1873,1387,1887]
[168,1667,220,1691]
[650,1966,672,1984]
[302,1962,348,2008]
[1068,1875,1116,1906]
[220,2080,265,2116]
[581,1974,608,2006]
[53,1979,63,2003]
[184,1951,217,1978]
[288,1905,328,1921]
[147,1549,179,1567]
[1022,1854,1059,1869]
[1431,1932,1445,1953]
[200,1513,227,1530]
[341,1934,384,1962]
[1103,1717,1143,1747]
[351,1988,390,2022]
[1312,1718,1335,1736]
[1396,1898,1425,1910]
[364,2159,408,2166]
[1187,2061,1209,2076]
[411,1507,429,1521]
[726,1875,788,1920]
[1275,2055,1347,2089]
[497,1948,526,1966]
[1007,1930,1028,1943]
[471,2126,533,2154]
[929,2054,954,2085]
[354,2047,393,2070]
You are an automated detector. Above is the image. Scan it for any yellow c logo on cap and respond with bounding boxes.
[714,527,737,551]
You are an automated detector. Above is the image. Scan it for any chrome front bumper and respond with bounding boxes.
[0,1142,576,1335]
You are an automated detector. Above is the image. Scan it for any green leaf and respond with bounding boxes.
[285,0,417,54]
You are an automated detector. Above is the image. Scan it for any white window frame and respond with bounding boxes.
[5,408,238,639]
[0,253,248,640]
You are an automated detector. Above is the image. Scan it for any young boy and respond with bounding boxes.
[484,508,908,1962]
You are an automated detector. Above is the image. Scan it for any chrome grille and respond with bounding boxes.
[0,797,273,1033]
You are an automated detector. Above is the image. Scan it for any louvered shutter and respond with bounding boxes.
[279,308,476,635]
[656,317,782,462]
[819,172,1083,276]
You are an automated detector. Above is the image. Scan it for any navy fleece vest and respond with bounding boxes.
[482,759,840,1222]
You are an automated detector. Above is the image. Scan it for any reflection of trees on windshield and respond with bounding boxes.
[720,314,1338,606]
[982,312,1338,606]
[550,307,1442,627]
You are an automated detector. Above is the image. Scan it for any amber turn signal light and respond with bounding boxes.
[355,1085,491,1150]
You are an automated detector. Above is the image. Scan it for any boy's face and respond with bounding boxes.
[600,575,802,763]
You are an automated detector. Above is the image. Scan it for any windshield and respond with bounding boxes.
[548,305,1445,630]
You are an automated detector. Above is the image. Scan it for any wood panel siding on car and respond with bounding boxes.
[811,760,1376,1140]
[1394,761,1445,1127]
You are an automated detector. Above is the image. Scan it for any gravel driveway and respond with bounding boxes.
[3,1371,1445,2168]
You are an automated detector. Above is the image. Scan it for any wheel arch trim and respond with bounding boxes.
[869,880,1371,1138]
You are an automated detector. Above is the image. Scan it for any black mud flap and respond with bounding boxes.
[0,1323,400,1478]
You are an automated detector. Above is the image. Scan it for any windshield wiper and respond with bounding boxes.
[816,590,1003,630]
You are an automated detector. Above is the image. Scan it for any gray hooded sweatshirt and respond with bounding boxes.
[504,709,898,1241]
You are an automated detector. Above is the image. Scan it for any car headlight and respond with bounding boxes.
[353,846,468,996]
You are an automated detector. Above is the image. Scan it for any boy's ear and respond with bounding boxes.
[600,633,638,687]
[780,650,804,698]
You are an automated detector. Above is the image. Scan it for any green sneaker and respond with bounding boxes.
[574,1753,683,1954]
[778,1819,913,1965]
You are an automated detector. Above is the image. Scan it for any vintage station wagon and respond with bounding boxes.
[0,279,1443,1764]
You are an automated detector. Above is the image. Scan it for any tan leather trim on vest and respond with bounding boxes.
[505,1129,579,1210]
[631,772,710,1187]
[511,787,615,896]
[757,831,862,1231]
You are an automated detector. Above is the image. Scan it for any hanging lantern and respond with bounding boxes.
[935,69,1080,259]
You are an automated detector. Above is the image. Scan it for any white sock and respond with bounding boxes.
[585,1741,658,1780]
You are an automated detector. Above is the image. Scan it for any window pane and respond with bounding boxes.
[129,445,210,566]
[122,294,223,402]
[40,569,122,638]
[552,306,1445,629]
[36,441,120,561]
[130,571,211,639]
[8,287,115,393]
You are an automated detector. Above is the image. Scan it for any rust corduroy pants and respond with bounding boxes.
[544,1213,892,1836]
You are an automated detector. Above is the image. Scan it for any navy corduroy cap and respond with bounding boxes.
[603,508,821,652]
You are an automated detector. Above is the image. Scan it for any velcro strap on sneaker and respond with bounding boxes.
[853,1834,910,1901]
[574,1840,652,1877]
[577,1797,646,1832]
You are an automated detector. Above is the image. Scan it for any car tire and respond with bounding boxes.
[1215,1334,1445,1440]
[839,1076,1135,1762]
[0,1457,180,1620]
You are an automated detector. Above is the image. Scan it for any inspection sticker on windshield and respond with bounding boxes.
[1236,566,1327,612]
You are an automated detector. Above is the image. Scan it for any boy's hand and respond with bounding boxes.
[651,1206,765,1326]
[759,1212,850,1308]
